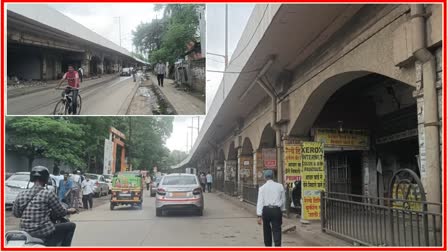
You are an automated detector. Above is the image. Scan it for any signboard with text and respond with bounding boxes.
[284,143,302,188]
[314,128,369,150]
[301,142,325,220]
[262,148,277,169]
[103,138,113,175]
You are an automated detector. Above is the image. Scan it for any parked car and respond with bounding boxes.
[155,173,204,216]
[121,68,131,76]
[103,174,113,193]
[150,176,163,197]
[5,172,57,209]
[84,173,109,197]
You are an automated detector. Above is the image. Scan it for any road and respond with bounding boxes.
[5,192,344,247]
[7,76,137,115]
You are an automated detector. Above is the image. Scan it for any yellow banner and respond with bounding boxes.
[284,144,302,188]
[392,183,422,211]
[315,128,369,149]
[301,141,325,220]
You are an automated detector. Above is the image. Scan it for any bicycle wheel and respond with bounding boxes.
[76,94,82,115]
[53,100,68,115]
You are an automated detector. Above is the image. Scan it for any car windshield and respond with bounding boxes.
[161,176,196,185]
[104,175,112,180]
[86,174,98,180]
[9,174,29,181]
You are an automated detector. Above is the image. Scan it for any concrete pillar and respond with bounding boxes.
[237,146,243,195]
[253,151,257,185]
[98,55,104,75]
[41,55,47,80]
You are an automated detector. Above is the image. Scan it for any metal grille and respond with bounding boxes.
[326,154,351,194]
[224,181,236,196]
[321,192,442,246]
[242,184,259,205]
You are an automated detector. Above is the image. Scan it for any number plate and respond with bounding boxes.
[170,192,187,197]
[120,193,131,197]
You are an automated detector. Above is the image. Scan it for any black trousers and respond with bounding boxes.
[146,183,150,190]
[262,206,282,247]
[200,183,206,192]
[82,193,93,209]
[157,74,164,87]
[44,222,76,246]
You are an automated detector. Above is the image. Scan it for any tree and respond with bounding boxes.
[6,117,85,171]
[132,4,203,64]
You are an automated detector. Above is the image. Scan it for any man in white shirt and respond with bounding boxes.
[206,172,213,193]
[155,60,166,87]
[256,169,286,247]
[81,176,95,210]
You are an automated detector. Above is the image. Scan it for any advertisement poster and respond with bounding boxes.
[239,155,253,183]
[112,173,141,189]
[392,183,422,211]
[255,151,265,184]
[314,128,369,150]
[262,148,277,169]
[284,143,302,189]
[301,141,325,220]
[103,138,114,175]
[224,160,237,182]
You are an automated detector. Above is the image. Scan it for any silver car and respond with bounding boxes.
[103,174,113,194]
[155,173,204,216]
[5,172,57,209]
[84,174,109,197]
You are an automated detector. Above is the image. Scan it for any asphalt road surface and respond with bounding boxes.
[70,192,311,247]
[7,76,137,115]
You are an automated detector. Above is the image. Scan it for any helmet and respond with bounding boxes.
[30,166,50,183]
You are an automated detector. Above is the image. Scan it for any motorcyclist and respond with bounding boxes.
[13,166,77,246]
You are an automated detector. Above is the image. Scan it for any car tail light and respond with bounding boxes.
[193,188,202,195]
[157,188,166,195]
[95,181,99,186]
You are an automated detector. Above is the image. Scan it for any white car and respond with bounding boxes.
[84,173,109,197]
[103,174,113,193]
[5,172,57,209]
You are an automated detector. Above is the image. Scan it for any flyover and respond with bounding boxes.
[173,3,443,218]
[6,4,149,81]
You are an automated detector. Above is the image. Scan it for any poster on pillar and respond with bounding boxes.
[284,143,302,189]
[262,148,277,169]
[239,156,253,184]
[224,160,237,182]
[256,151,264,184]
[301,141,325,220]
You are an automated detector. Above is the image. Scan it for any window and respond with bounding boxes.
[161,176,197,186]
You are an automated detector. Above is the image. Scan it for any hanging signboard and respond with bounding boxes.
[284,143,302,189]
[103,138,114,175]
[301,142,325,220]
[262,148,277,169]
[314,128,369,150]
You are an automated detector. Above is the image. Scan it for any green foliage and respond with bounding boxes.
[6,117,174,173]
[132,4,203,64]
[6,117,85,170]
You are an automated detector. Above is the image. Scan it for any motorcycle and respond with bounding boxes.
[5,202,74,247]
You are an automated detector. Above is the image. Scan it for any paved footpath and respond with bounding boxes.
[149,74,205,115]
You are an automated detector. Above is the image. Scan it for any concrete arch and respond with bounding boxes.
[258,123,276,149]
[288,71,415,136]
[227,141,238,160]
[241,137,254,155]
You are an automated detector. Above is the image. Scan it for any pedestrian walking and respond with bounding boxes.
[81,176,94,210]
[145,176,151,191]
[155,60,166,87]
[199,173,207,192]
[70,170,82,210]
[58,171,73,205]
[256,170,286,247]
[132,66,137,82]
[291,179,302,215]
[50,171,64,194]
[206,172,213,193]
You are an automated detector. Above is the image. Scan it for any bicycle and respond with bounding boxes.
[53,87,82,115]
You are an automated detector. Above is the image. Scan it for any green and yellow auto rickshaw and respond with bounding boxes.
[110,171,143,210]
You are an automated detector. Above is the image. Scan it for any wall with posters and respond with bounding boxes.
[239,155,253,184]
[284,142,302,189]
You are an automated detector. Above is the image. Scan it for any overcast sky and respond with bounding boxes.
[165,116,204,153]
[49,3,162,52]
[206,4,255,109]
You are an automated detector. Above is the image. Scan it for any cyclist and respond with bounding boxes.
[56,65,80,114]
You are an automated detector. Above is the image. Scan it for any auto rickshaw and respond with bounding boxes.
[110,171,143,210]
